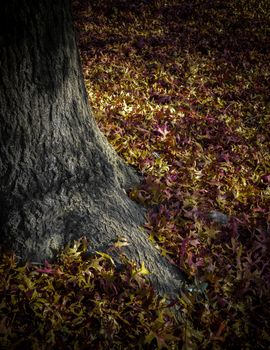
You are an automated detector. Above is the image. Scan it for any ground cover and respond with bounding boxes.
[0,0,269,349]
[74,0,270,347]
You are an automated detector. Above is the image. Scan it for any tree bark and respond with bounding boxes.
[0,0,184,298]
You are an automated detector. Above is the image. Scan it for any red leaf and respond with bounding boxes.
[261,173,270,183]
[180,238,189,266]
[36,267,54,274]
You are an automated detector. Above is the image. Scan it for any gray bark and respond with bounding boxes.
[0,0,184,298]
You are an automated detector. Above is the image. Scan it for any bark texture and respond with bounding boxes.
[0,0,184,298]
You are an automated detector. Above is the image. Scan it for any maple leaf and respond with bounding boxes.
[261,173,270,183]
[155,122,170,138]
[36,267,55,275]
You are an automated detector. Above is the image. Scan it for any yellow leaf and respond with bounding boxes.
[134,261,149,276]
[95,251,115,266]
[114,237,130,248]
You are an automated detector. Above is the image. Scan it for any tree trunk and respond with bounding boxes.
[0,0,183,298]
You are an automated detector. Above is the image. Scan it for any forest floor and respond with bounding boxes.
[74,0,270,348]
[1,1,269,349]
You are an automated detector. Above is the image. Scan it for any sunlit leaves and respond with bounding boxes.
[0,239,179,349]
[75,0,270,344]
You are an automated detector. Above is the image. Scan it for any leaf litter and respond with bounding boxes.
[1,0,270,348]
